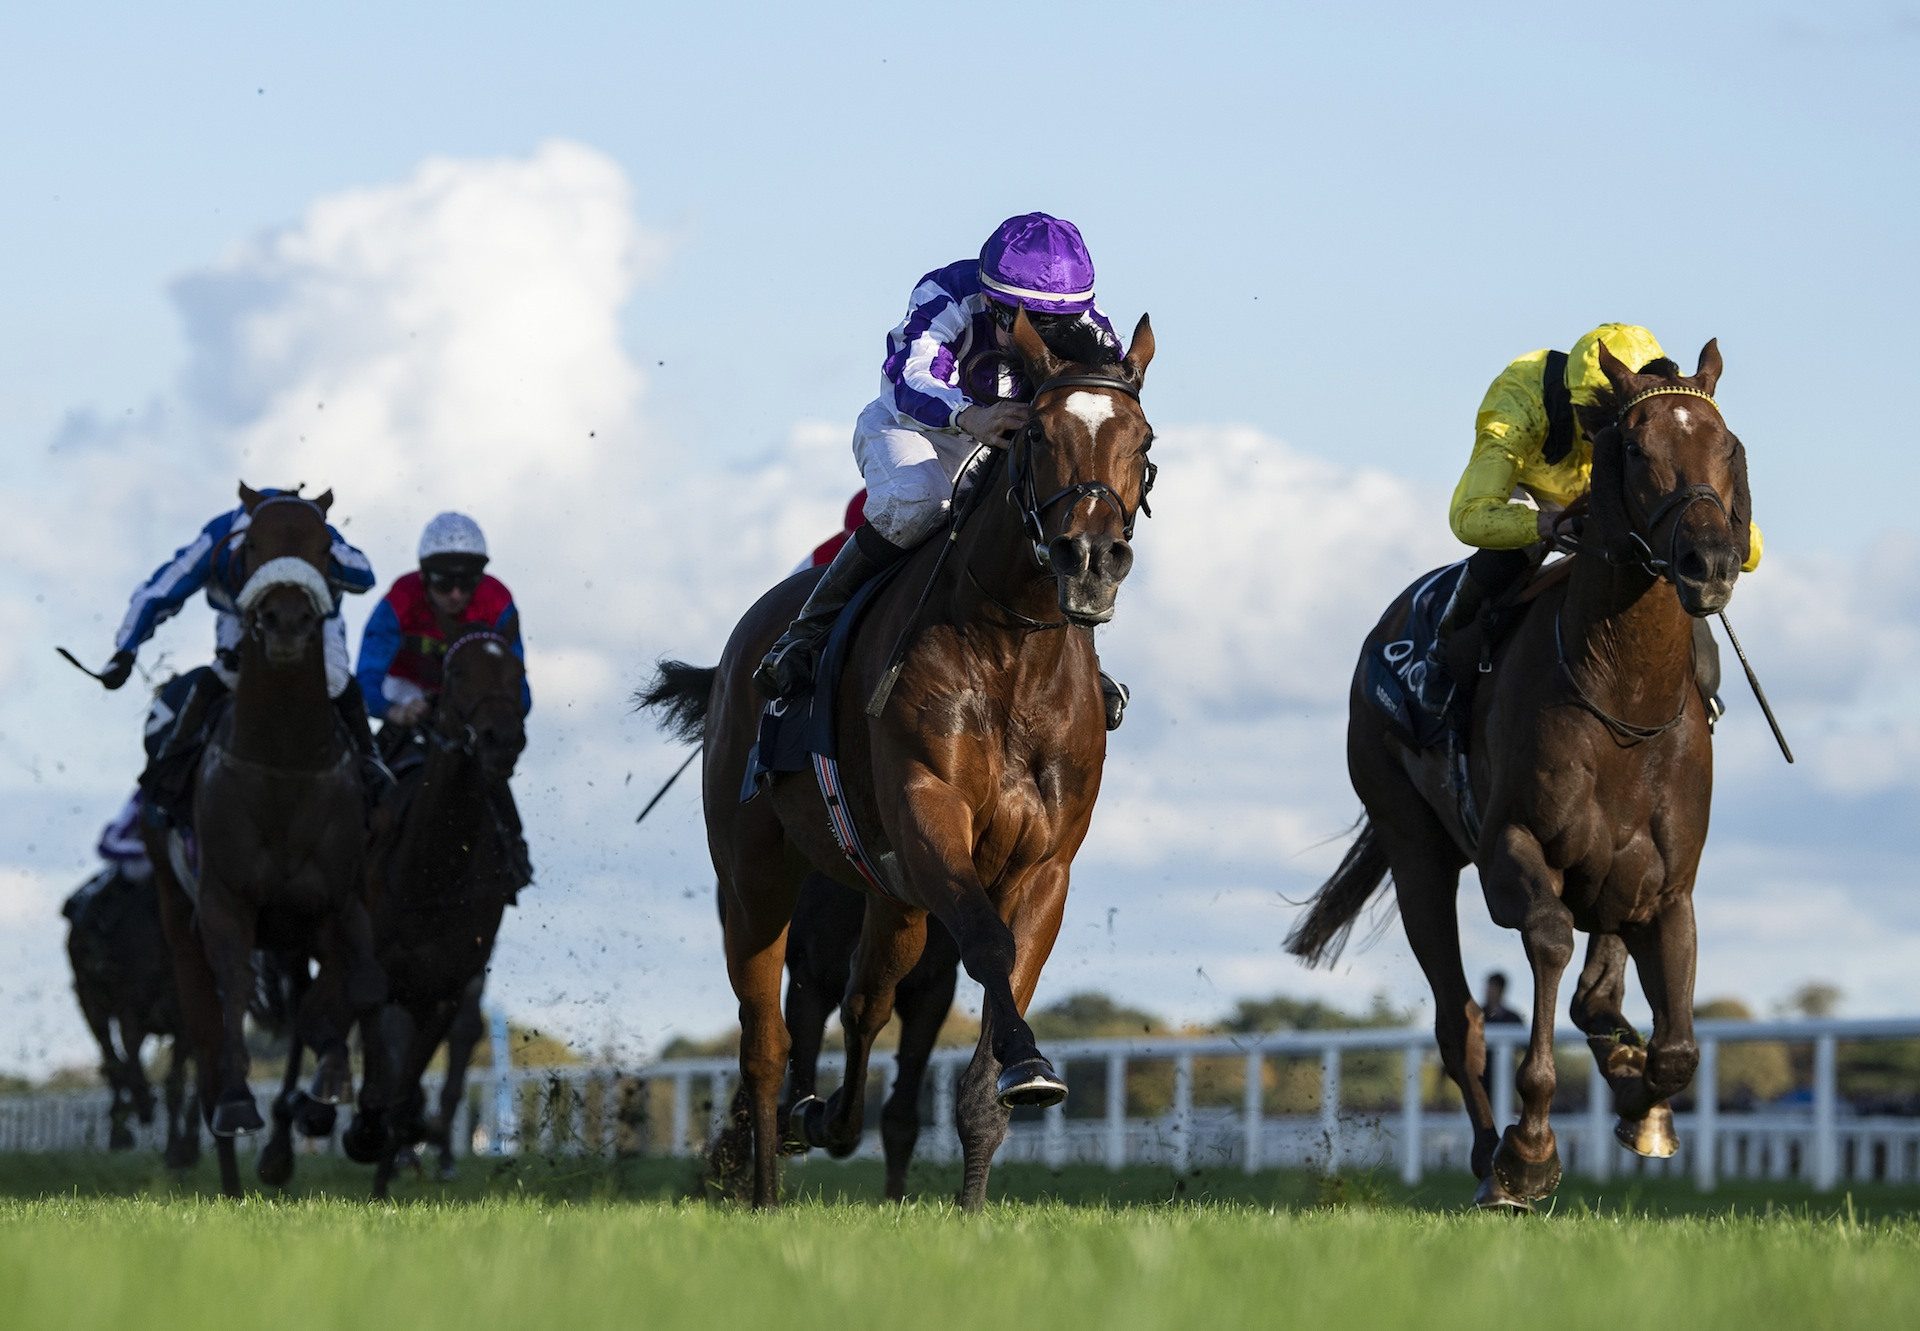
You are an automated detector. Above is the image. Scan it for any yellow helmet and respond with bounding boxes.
[1565,323,1665,407]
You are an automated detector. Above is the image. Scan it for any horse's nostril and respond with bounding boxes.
[1100,540,1134,582]
[1048,536,1090,577]
[1676,550,1710,584]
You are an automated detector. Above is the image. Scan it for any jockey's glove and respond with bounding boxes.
[98,651,135,691]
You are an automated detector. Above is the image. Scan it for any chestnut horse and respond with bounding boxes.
[147,484,384,1197]
[347,622,527,1198]
[1288,341,1753,1209]
[643,309,1155,1208]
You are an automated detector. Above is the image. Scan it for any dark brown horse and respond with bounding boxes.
[1287,341,1753,1209]
[347,622,527,1197]
[709,873,958,1200]
[643,309,1155,1208]
[63,865,199,1166]
[147,484,384,1197]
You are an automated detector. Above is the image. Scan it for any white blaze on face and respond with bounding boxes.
[1063,390,1115,442]
[1673,406,1692,430]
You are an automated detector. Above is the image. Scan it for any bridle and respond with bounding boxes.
[429,631,519,757]
[1006,371,1157,570]
[1559,386,1731,583]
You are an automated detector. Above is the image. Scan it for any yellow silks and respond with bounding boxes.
[1448,324,1762,571]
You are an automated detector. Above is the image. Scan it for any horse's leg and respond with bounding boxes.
[955,866,1069,1212]
[720,852,800,1208]
[433,983,485,1179]
[807,899,924,1158]
[1570,933,1663,1148]
[881,929,957,1201]
[257,1030,306,1188]
[1616,896,1700,1159]
[1480,826,1575,1206]
[309,900,384,1108]
[122,1022,157,1126]
[371,1005,436,1200]
[779,888,853,1152]
[195,885,264,1139]
[77,989,134,1150]
[153,863,240,1195]
[163,1038,199,1170]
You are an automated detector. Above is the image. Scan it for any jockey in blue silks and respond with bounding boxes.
[92,490,385,824]
[755,212,1131,729]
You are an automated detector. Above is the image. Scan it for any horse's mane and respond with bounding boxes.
[1033,315,1123,370]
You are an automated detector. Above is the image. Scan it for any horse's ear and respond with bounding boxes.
[1123,314,1155,385]
[1692,338,1723,396]
[1010,306,1065,382]
[312,488,334,515]
[238,482,263,512]
[1595,340,1640,395]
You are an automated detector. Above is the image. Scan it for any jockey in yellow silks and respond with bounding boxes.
[1414,323,1763,718]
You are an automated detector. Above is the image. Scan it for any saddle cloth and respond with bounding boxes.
[741,562,910,900]
[1364,561,1465,752]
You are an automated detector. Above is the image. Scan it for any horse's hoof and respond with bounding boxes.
[109,1124,136,1152]
[309,1059,351,1106]
[210,1094,264,1138]
[436,1160,458,1183]
[1616,1104,1679,1159]
[256,1141,294,1188]
[164,1138,200,1171]
[1473,1174,1534,1214]
[780,1095,823,1155]
[292,1094,338,1139]
[996,1058,1068,1109]
[1491,1127,1562,1201]
[341,1113,387,1165]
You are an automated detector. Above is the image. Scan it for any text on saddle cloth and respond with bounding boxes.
[742,563,910,903]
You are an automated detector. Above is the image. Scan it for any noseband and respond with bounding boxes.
[1007,372,1156,569]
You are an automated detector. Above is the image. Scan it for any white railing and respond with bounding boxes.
[6,1016,1917,1193]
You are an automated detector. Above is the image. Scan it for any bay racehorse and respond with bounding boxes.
[147,484,385,1197]
[642,309,1155,1208]
[1287,341,1752,1209]
[347,622,526,1197]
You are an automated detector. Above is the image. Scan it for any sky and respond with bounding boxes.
[0,2,1915,1075]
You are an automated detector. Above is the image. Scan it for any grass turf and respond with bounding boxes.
[1,1154,1916,1329]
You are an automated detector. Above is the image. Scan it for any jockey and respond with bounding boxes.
[355,511,532,890]
[755,212,1132,730]
[62,794,153,925]
[94,491,383,823]
[792,490,868,576]
[1414,323,1764,718]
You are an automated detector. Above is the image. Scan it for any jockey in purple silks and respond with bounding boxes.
[756,212,1131,730]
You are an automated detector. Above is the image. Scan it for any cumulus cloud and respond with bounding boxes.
[0,140,1914,1076]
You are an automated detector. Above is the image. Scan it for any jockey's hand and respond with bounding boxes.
[1536,505,1569,547]
[98,651,135,691]
[958,401,1031,448]
[389,695,430,727]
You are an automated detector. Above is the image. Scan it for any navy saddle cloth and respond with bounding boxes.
[741,562,907,802]
[1363,561,1466,752]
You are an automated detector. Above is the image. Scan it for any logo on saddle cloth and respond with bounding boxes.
[742,566,910,903]
[1367,563,1467,752]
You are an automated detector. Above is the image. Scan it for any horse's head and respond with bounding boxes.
[1579,341,1752,617]
[436,626,527,782]
[234,483,336,666]
[1005,308,1157,625]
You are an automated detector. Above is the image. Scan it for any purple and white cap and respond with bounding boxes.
[978,213,1096,314]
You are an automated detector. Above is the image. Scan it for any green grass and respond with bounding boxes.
[1,1154,1917,1329]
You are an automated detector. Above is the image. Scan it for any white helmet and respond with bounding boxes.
[418,512,488,564]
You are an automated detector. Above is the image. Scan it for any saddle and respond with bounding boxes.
[741,560,912,899]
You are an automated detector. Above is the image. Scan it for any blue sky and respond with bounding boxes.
[0,3,1915,1071]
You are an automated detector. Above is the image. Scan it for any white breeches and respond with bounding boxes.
[852,397,982,548]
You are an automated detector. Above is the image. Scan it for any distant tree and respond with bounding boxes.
[1696,997,1793,1105]
[1029,991,1165,1040]
[1781,983,1843,1019]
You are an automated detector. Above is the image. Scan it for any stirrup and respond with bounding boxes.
[754,632,822,700]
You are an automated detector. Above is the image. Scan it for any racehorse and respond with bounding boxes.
[708,873,959,1201]
[63,866,199,1166]
[147,484,385,1197]
[346,622,526,1198]
[1287,341,1752,1209]
[641,308,1155,1208]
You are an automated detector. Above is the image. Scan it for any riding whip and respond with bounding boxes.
[1715,612,1794,764]
[55,646,114,683]
[634,747,700,824]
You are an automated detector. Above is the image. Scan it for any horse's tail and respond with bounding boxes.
[634,660,718,744]
[1284,818,1392,968]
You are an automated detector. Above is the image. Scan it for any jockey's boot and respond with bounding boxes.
[1099,672,1130,731]
[1413,574,1491,718]
[754,524,906,700]
[490,784,534,902]
[138,669,225,824]
[333,687,396,808]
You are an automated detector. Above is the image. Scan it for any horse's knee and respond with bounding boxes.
[1516,1052,1558,1108]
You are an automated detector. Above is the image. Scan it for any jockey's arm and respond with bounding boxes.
[327,531,376,597]
[1449,356,1558,550]
[112,514,225,655]
[354,595,404,719]
[494,602,533,716]
[887,284,974,431]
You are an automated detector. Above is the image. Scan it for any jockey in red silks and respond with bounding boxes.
[756,213,1130,730]
[793,490,868,575]
[356,512,533,889]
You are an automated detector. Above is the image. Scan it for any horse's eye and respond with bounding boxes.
[1622,437,1645,460]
